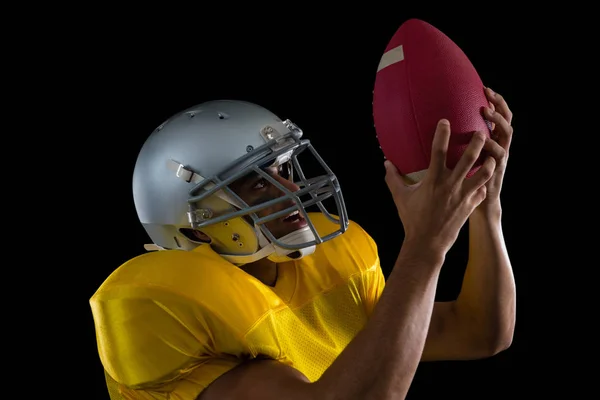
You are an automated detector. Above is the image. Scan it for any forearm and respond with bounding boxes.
[315,242,444,400]
[456,208,516,352]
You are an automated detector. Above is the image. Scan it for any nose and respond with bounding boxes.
[264,173,302,218]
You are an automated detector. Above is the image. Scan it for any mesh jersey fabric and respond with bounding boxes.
[90,213,386,399]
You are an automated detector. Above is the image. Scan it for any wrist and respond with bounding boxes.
[398,238,446,271]
[472,204,502,224]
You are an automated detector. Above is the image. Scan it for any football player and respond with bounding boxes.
[91,90,515,399]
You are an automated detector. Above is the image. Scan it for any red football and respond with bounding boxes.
[373,18,492,183]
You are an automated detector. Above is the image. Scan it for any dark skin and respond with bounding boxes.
[193,164,303,286]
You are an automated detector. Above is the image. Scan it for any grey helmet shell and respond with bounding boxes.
[132,100,348,264]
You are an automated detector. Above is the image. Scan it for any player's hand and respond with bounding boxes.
[384,119,499,254]
[477,86,513,214]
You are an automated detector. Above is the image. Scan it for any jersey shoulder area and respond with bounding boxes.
[91,244,283,318]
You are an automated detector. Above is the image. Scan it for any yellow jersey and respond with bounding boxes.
[90,213,386,399]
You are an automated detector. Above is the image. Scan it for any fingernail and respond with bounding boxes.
[487,107,494,115]
[487,87,495,96]
[384,160,391,170]
[439,119,449,126]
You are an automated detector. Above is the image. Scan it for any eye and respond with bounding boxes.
[252,178,268,190]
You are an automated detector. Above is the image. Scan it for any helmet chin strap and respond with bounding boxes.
[219,225,316,265]
[262,225,317,263]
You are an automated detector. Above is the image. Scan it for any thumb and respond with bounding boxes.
[384,160,407,194]
[384,160,397,174]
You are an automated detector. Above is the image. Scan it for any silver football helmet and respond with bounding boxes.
[132,100,349,265]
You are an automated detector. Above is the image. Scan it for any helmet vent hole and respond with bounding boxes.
[185,110,202,118]
[217,112,229,120]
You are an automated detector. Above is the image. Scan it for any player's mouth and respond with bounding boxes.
[281,210,307,226]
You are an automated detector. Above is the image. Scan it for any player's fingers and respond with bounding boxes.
[487,101,496,131]
[485,87,513,125]
[484,106,514,151]
[482,135,507,166]
[450,131,487,183]
[428,119,451,177]
[463,155,496,195]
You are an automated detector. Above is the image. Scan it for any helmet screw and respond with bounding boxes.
[200,210,212,219]
[232,233,240,241]
[246,145,254,152]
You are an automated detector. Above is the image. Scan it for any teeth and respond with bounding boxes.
[285,210,299,219]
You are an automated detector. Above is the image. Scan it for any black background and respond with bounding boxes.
[54,5,578,399]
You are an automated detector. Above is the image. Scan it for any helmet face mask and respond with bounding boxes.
[134,100,349,264]
[190,122,347,246]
